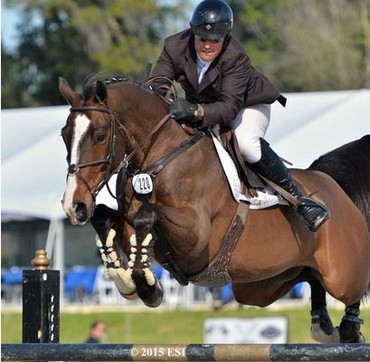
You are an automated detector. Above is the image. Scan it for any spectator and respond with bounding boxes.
[85,321,107,343]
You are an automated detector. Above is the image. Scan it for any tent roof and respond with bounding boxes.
[2,89,369,220]
[269,88,369,168]
[1,105,117,220]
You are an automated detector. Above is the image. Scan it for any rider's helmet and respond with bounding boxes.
[190,0,234,41]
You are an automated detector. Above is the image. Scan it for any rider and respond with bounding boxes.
[150,0,329,232]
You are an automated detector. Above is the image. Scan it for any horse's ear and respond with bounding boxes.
[96,81,108,104]
[59,77,81,106]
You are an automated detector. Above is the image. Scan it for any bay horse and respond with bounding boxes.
[59,75,370,343]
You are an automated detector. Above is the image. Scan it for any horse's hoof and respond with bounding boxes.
[356,332,366,343]
[311,324,340,343]
[340,332,365,343]
[141,282,163,308]
[120,291,139,300]
[132,269,164,308]
[339,314,365,343]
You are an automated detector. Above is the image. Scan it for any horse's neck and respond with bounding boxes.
[131,117,186,168]
[113,95,179,167]
[109,83,190,168]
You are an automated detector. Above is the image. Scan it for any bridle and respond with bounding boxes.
[68,105,120,201]
[67,105,172,201]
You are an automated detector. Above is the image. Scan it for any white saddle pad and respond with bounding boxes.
[211,132,283,210]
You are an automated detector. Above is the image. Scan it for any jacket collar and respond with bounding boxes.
[184,35,200,91]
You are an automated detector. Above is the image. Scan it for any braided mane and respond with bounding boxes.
[81,74,148,100]
[81,73,177,104]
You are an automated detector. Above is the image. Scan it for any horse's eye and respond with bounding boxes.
[95,133,106,144]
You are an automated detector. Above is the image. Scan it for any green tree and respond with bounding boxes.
[231,0,370,91]
[271,0,369,91]
[1,44,31,108]
[3,0,369,108]
[1,0,190,108]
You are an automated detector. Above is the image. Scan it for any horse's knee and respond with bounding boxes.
[133,205,159,236]
[91,204,118,238]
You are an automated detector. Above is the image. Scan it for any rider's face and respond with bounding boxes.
[194,36,224,62]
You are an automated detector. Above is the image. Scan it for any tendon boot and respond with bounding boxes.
[251,139,329,232]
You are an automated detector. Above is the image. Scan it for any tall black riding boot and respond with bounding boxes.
[251,138,329,232]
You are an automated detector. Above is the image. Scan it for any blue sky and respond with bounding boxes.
[1,4,22,51]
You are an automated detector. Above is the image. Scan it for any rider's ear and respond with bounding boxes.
[96,81,108,104]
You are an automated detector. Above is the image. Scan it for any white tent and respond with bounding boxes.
[1,105,117,295]
[2,89,369,222]
[1,105,117,221]
[269,88,369,168]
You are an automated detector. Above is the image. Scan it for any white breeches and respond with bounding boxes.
[230,104,271,164]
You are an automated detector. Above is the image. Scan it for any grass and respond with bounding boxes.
[2,304,370,344]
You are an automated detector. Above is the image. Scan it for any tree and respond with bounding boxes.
[231,0,370,92]
[271,0,369,91]
[3,0,369,108]
[360,0,370,87]
[1,0,190,108]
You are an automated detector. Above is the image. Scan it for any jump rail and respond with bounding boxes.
[2,343,370,361]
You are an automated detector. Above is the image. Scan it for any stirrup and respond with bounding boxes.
[294,197,329,232]
[297,197,328,211]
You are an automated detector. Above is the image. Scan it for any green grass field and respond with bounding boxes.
[2,305,370,344]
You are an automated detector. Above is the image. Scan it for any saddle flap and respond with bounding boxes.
[216,127,265,196]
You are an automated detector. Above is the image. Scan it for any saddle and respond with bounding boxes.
[213,125,265,198]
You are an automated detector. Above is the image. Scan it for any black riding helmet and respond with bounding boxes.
[190,0,233,40]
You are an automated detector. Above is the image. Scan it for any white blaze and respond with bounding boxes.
[63,114,90,214]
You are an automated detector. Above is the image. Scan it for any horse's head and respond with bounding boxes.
[59,77,125,225]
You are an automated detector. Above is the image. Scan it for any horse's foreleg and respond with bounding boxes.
[91,204,138,300]
[339,302,365,343]
[127,202,210,308]
[309,278,339,343]
[130,206,164,308]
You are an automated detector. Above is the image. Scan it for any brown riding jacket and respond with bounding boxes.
[150,29,286,127]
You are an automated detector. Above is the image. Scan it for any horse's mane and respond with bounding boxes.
[309,135,370,230]
[80,73,176,106]
[81,73,150,101]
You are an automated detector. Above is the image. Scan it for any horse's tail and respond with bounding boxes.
[308,135,370,231]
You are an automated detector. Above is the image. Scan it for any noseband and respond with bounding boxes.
[68,106,119,201]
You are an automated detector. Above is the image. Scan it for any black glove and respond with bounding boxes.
[170,99,197,121]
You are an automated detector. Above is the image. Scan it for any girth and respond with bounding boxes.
[188,201,250,287]
[158,200,250,288]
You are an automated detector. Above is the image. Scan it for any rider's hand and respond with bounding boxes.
[170,99,197,121]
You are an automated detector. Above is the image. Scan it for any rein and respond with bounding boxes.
[67,104,174,201]
[122,113,172,167]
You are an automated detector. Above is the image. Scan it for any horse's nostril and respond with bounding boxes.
[75,202,88,221]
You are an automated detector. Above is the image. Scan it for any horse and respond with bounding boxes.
[59,75,370,343]
[309,135,370,231]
